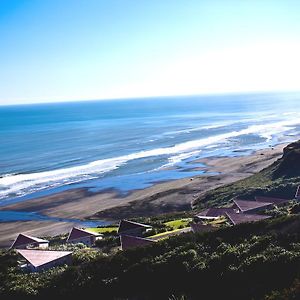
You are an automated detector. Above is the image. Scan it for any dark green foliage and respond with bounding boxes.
[265,278,300,299]
[95,236,120,253]
[265,202,294,218]
[45,233,68,246]
[1,214,300,299]
[291,203,300,214]
[72,248,106,265]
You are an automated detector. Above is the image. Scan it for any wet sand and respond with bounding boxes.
[0,143,286,247]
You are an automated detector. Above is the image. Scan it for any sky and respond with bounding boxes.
[0,0,300,105]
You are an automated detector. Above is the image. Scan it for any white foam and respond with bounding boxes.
[201,123,233,130]
[1,118,300,199]
[168,150,202,165]
[162,121,234,136]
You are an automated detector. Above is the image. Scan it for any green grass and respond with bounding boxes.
[86,227,118,234]
[164,218,192,230]
[147,218,192,240]
[149,228,184,239]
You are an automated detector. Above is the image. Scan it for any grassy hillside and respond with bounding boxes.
[192,141,300,209]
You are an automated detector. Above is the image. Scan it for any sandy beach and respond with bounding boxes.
[0,143,286,247]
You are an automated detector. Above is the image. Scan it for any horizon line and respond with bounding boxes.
[1,89,300,107]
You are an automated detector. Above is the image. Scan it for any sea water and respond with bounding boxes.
[1,92,300,206]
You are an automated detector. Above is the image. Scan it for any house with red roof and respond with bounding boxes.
[118,220,152,237]
[10,233,49,250]
[255,196,290,206]
[17,249,72,272]
[225,212,271,225]
[66,227,103,247]
[120,235,156,250]
[232,199,273,214]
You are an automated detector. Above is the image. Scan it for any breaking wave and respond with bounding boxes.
[0,118,299,199]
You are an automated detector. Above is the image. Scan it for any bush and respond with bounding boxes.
[2,213,300,299]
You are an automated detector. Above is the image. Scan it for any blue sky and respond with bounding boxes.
[0,0,300,104]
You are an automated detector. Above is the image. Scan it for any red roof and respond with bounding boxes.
[17,249,72,268]
[233,199,273,213]
[255,196,289,205]
[10,233,49,249]
[66,227,102,242]
[120,235,156,250]
[226,212,271,225]
[196,207,235,218]
[118,220,152,234]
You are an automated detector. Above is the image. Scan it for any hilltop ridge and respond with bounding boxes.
[273,140,300,178]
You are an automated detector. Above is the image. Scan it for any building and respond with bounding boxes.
[118,220,152,237]
[10,233,49,249]
[17,249,72,272]
[66,227,103,246]
[194,207,235,221]
[120,235,156,250]
[295,186,300,200]
[255,196,290,206]
[225,212,271,226]
[232,199,273,214]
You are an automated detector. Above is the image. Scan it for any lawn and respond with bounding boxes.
[149,228,184,240]
[149,218,192,240]
[164,218,192,230]
[86,227,118,234]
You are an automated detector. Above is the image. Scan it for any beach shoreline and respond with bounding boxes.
[0,142,287,247]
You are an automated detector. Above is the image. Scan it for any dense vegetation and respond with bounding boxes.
[1,214,300,299]
[193,141,300,208]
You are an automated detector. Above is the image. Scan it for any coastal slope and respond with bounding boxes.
[193,140,300,208]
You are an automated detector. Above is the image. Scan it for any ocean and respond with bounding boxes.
[1,92,300,207]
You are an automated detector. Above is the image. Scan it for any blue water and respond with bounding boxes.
[1,92,300,209]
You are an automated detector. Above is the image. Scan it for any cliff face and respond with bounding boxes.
[273,140,300,179]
